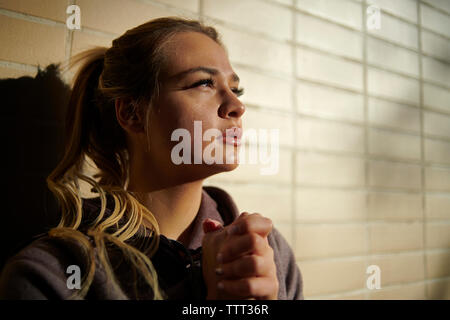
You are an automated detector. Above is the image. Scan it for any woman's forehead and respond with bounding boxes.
[162,31,233,78]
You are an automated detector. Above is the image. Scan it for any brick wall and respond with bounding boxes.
[1,0,449,299]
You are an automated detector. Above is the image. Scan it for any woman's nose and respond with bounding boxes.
[218,90,245,119]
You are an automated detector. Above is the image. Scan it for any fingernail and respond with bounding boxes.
[216,253,223,264]
[215,267,223,276]
[217,282,224,290]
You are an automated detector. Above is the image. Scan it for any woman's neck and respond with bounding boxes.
[127,180,204,245]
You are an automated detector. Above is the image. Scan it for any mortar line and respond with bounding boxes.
[198,0,204,23]
[417,0,429,299]
[291,0,299,274]
[362,0,370,300]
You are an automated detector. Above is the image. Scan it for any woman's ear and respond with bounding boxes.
[115,98,145,133]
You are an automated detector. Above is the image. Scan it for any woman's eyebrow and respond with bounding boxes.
[171,66,240,83]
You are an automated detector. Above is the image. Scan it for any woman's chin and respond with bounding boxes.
[218,162,239,172]
[201,162,240,177]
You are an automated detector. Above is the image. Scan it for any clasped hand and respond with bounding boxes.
[201,212,279,300]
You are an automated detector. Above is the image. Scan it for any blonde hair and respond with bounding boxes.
[46,17,222,299]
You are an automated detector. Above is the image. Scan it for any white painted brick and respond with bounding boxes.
[296,12,363,60]
[369,128,421,160]
[297,258,367,296]
[428,279,450,299]
[369,283,426,300]
[424,111,450,138]
[424,83,450,114]
[369,160,422,189]
[421,4,450,38]
[367,0,418,23]
[297,82,365,123]
[217,184,292,222]
[243,107,294,147]
[273,0,292,5]
[296,189,366,222]
[425,138,450,165]
[367,37,419,77]
[159,0,199,12]
[203,0,292,40]
[295,224,366,259]
[0,66,36,78]
[422,56,450,87]
[368,68,420,105]
[422,0,450,14]
[296,152,365,187]
[426,194,450,219]
[77,0,175,35]
[369,222,424,253]
[368,97,421,132]
[426,251,450,278]
[368,191,423,221]
[296,118,365,154]
[297,48,363,91]
[426,166,450,191]
[216,25,292,75]
[368,14,418,49]
[422,30,450,62]
[210,148,292,184]
[0,16,65,66]
[234,67,292,111]
[426,223,450,249]
[369,253,425,286]
[0,0,67,22]
[296,0,362,30]
[327,292,367,300]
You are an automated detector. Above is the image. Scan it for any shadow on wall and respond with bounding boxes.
[371,50,450,300]
[0,64,71,270]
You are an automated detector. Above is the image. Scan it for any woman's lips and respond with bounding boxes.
[220,127,242,146]
[222,135,241,146]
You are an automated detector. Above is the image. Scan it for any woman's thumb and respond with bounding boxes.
[202,218,224,233]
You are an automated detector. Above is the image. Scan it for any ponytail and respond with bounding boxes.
[46,47,164,299]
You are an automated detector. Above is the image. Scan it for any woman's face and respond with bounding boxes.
[142,31,246,183]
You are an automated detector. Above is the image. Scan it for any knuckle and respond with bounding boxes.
[248,233,261,248]
[248,255,260,272]
[242,279,256,295]
[240,219,251,232]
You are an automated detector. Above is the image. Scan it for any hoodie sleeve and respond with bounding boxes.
[268,227,304,300]
[0,238,74,300]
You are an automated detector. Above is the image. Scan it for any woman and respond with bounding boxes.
[0,17,303,300]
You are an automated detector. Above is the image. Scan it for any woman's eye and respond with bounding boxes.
[233,88,245,97]
[193,78,214,88]
[190,79,244,97]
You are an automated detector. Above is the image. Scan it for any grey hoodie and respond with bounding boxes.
[0,186,304,300]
